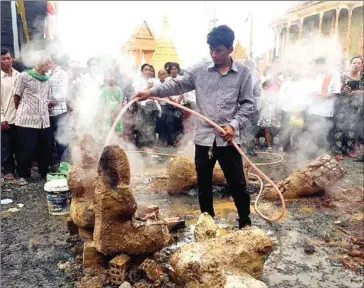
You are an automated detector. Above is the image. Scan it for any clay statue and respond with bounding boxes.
[167,156,226,194]
[93,145,170,255]
[265,154,345,200]
[170,227,273,287]
[67,134,99,228]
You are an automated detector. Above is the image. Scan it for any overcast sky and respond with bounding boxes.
[57,1,294,67]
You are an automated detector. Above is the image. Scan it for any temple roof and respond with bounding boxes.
[121,20,156,51]
[286,1,321,13]
[270,1,362,27]
[231,40,247,62]
[151,14,181,71]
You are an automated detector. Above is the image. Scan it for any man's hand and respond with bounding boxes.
[1,121,9,131]
[221,125,235,142]
[343,85,352,94]
[147,82,154,89]
[48,102,56,109]
[14,95,20,110]
[134,89,151,102]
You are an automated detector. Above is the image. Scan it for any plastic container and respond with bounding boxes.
[47,173,67,182]
[44,178,71,215]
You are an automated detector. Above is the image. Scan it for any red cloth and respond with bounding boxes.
[47,2,56,16]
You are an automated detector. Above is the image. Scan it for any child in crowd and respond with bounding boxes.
[100,70,124,138]
[257,78,281,152]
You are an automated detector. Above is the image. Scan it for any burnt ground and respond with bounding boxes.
[1,153,363,288]
[0,176,75,288]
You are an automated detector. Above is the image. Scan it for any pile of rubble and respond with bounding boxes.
[66,138,183,286]
[170,212,273,288]
[66,136,274,287]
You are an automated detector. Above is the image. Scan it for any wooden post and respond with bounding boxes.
[15,1,30,43]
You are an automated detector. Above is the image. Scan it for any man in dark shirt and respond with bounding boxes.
[135,25,255,228]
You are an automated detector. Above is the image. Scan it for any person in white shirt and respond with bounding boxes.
[163,62,184,146]
[49,56,69,166]
[333,56,363,161]
[132,64,160,149]
[155,69,169,145]
[13,51,54,184]
[305,57,341,158]
[278,72,311,153]
[1,48,19,180]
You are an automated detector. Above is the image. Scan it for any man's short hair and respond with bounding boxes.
[87,56,100,67]
[315,57,326,65]
[53,53,70,67]
[1,48,13,57]
[34,50,51,65]
[207,25,235,49]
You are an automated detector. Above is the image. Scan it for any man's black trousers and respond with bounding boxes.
[17,126,53,178]
[1,124,17,174]
[195,142,251,228]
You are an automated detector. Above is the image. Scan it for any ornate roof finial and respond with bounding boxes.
[161,13,170,40]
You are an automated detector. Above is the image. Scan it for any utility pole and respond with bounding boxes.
[205,1,218,32]
[245,13,253,60]
[211,8,218,28]
[11,1,20,58]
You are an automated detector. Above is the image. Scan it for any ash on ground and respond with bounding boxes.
[1,155,363,288]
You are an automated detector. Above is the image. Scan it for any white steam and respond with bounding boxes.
[271,35,344,167]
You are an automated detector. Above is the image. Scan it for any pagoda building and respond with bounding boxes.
[121,20,156,68]
[151,14,181,72]
[270,1,363,60]
[231,40,248,63]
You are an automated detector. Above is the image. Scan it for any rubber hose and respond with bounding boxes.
[105,97,286,222]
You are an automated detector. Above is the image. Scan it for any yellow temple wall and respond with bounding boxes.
[271,1,363,61]
[350,6,363,57]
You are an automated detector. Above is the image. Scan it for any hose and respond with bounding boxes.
[105,97,286,222]
[124,150,284,167]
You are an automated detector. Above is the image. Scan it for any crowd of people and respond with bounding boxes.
[241,55,364,164]
[127,61,195,149]
[0,47,196,184]
[1,43,363,187]
[1,24,363,230]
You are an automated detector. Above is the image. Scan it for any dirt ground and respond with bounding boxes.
[1,153,363,288]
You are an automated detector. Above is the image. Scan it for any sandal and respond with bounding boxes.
[240,224,252,230]
[335,154,344,161]
[17,178,28,186]
[347,153,357,158]
[3,173,15,181]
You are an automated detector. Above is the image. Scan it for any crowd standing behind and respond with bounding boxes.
[1,44,364,185]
